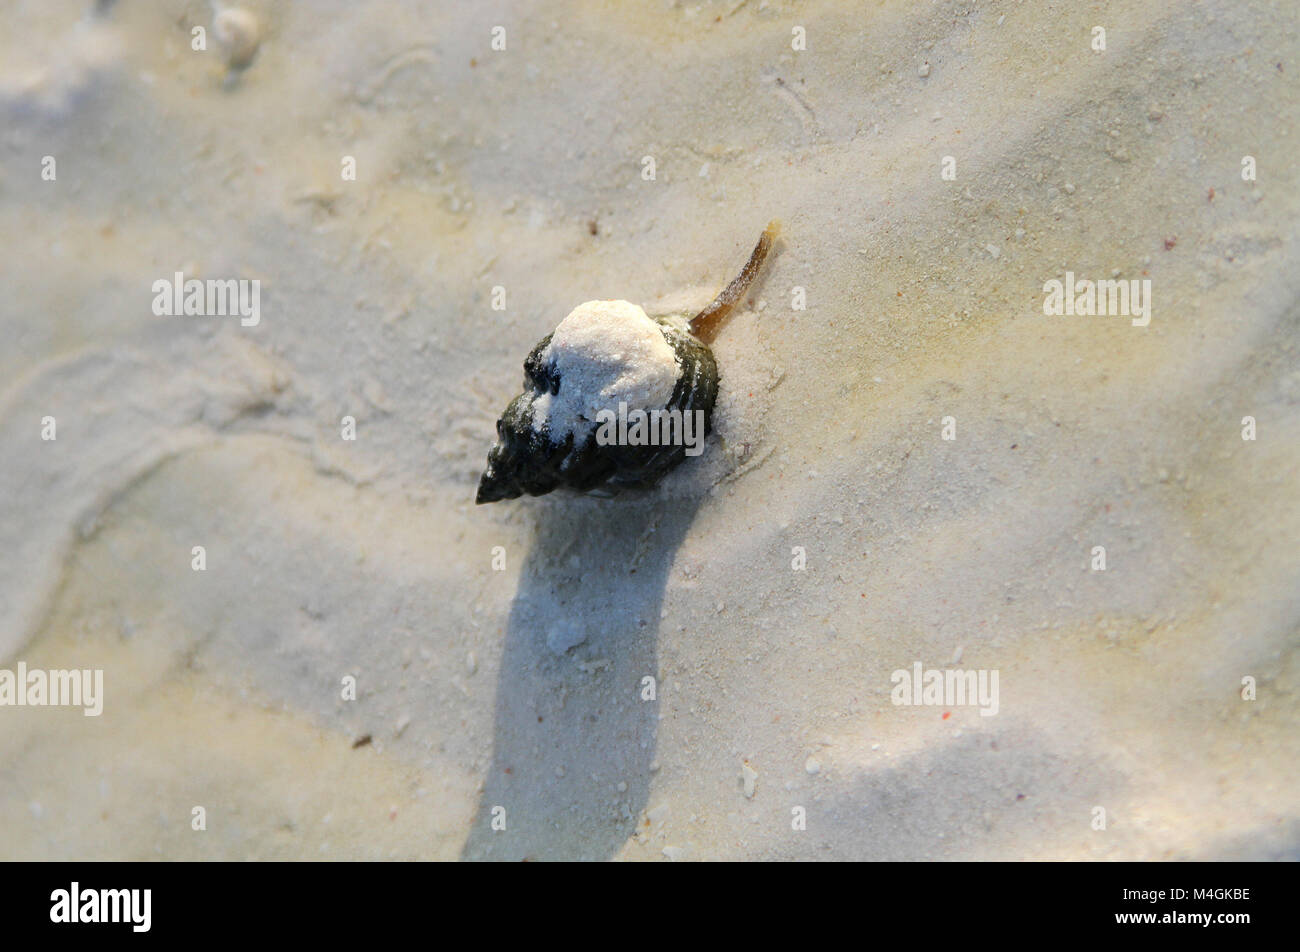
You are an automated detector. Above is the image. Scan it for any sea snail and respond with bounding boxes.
[476,221,780,504]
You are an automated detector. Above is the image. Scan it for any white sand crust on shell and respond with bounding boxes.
[532,299,680,438]
[0,0,1297,861]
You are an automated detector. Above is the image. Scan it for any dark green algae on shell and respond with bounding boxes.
[475,317,718,503]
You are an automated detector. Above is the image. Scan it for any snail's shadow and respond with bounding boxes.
[460,494,701,861]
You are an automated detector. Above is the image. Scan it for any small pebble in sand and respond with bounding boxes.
[1063,182,1075,195]
[213,7,262,70]
[804,756,821,775]
[918,63,931,78]
[741,760,759,798]
[546,619,586,655]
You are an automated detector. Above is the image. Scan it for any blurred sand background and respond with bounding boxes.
[1,0,1296,860]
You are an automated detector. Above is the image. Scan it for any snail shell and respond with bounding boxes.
[476,306,718,503]
[475,221,778,504]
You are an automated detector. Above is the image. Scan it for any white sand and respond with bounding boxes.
[0,0,1297,861]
